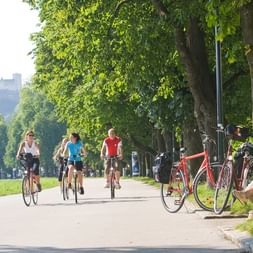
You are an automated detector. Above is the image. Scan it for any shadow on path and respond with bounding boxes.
[38,195,160,207]
[0,246,240,253]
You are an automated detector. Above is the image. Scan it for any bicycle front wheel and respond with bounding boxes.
[74,174,78,204]
[214,160,233,214]
[62,172,69,201]
[32,181,38,205]
[111,174,115,199]
[193,164,220,212]
[161,169,186,213]
[22,176,31,207]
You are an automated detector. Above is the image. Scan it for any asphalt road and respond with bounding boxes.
[0,178,243,253]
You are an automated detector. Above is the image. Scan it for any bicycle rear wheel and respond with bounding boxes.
[22,176,31,207]
[32,181,38,205]
[111,173,115,199]
[214,160,233,214]
[161,168,186,213]
[193,164,221,212]
[74,174,78,204]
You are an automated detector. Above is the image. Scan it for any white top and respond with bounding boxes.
[24,141,38,156]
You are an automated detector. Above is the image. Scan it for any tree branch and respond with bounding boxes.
[127,134,157,156]
[150,0,168,16]
[108,0,133,38]
[223,69,248,90]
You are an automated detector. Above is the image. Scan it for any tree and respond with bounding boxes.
[4,86,67,175]
[0,115,7,174]
[25,0,253,177]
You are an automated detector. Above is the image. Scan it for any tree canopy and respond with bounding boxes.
[21,0,253,174]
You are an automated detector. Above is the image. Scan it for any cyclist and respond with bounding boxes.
[100,128,123,189]
[53,137,68,185]
[16,130,41,192]
[63,133,86,194]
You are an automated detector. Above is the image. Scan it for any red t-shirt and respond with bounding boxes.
[103,136,122,157]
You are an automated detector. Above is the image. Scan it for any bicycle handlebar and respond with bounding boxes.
[104,156,120,160]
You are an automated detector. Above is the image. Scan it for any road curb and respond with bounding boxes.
[219,226,253,253]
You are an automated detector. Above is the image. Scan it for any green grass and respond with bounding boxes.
[132,176,160,188]
[231,200,253,214]
[0,177,58,196]
[237,219,253,235]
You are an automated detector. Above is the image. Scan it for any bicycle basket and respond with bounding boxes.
[153,152,172,184]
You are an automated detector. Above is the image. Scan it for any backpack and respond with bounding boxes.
[153,152,172,183]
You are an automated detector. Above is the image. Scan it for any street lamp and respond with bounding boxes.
[215,8,225,163]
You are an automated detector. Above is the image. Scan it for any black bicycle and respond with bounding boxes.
[61,159,69,201]
[19,153,39,207]
[62,155,84,204]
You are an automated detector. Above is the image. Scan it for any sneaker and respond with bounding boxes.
[104,182,110,188]
[80,187,84,195]
[37,183,42,192]
[68,183,72,189]
[233,190,247,205]
[115,182,121,190]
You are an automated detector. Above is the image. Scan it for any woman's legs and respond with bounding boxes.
[67,164,74,187]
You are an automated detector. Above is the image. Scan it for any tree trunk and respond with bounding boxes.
[183,118,202,177]
[156,129,167,153]
[241,2,253,125]
[175,18,216,138]
[162,129,173,153]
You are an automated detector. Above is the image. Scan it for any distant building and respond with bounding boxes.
[0,73,22,120]
[0,73,22,92]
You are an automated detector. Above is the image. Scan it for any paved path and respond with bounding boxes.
[0,178,244,253]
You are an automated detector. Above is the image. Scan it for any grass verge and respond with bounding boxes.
[237,219,253,235]
[0,177,58,196]
[132,176,160,188]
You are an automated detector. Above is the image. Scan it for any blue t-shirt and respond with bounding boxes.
[67,140,83,161]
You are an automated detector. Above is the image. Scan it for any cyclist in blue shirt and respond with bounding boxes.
[63,133,86,194]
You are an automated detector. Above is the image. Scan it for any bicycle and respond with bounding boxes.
[63,155,84,204]
[214,125,253,214]
[61,158,69,201]
[19,153,39,207]
[161,134,220,213]
[105,156,120,199]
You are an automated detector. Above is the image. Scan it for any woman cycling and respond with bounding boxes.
[53,137,68,185]
[63,133,86,194]
[16,130,41,192]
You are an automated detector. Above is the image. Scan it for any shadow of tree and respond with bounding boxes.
[0,245,240,253]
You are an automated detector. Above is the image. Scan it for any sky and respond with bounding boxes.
[0,0,39,83]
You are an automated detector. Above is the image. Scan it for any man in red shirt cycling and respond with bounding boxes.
[100,128,123,189]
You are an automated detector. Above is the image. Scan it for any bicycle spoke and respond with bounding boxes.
[161,169,186,213]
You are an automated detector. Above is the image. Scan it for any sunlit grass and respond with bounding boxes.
[132,176,160,188]
[0,177,58,196]
[237,219,253,235]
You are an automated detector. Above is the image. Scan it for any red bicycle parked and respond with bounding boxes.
[214,125,253,214]
[161,134,220,213]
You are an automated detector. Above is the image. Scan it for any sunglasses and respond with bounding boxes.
[28,134,34,137]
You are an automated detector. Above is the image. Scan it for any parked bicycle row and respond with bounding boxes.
[154,124,253,214]
[16,128,123,207]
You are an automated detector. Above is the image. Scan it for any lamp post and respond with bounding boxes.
[215,16,224,163]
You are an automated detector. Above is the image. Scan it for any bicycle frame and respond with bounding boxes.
[20,158,37,193]
[231,147,251,191]
[177,148,215,194]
